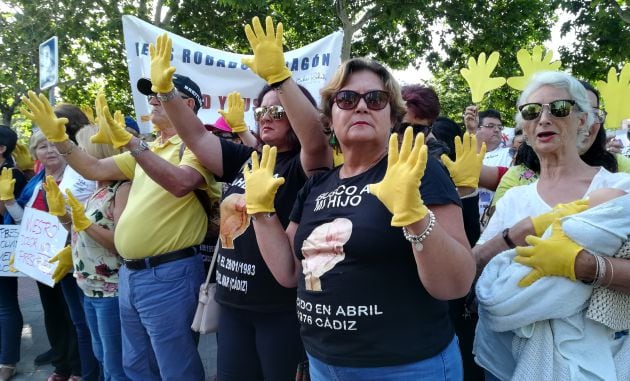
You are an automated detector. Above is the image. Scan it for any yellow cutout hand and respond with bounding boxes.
[507,45,561,90]
[596,63,630,130]
[460,51,506,103]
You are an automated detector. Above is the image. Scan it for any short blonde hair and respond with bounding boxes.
[75,124,122,159]
[28,130,46,158]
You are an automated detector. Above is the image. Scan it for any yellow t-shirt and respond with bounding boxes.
[113,135,220,259]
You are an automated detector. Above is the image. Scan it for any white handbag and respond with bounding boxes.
[191,239,221,334]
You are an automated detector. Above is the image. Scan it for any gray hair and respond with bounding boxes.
[515,71,594,128]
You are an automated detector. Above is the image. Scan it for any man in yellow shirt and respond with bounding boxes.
[21,75,219,381]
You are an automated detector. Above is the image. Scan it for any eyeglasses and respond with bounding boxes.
[332,90,390,110]
[147,94,190,103]
[518,99,576,121]
[479,124,504,130]
[399,122,431,135]
[253,105,286,121]
[592,108,607,124]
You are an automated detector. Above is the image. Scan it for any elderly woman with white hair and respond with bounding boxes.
[472,71,630,380]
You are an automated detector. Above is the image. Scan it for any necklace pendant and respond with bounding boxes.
[414,242,423,251]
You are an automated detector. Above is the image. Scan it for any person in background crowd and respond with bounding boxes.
[20,82,219,380]
[0,125,27,381]
[249,57,474,380]
[149,16,332,380]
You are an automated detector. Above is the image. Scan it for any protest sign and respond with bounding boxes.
[0,225,22,277]
[122,15,343,133]
[13,207,68,287]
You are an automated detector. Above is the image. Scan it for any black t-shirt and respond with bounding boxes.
[290,155,461,367]
[214,139,307,312]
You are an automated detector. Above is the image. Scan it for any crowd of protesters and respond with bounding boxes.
[1,14,630,381]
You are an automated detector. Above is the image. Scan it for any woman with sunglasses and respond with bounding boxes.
[147,17,332,381]
[472,71,630,380]
[247,57,475,380]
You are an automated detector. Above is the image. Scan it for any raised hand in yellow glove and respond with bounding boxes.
[0,168,16,201]
[530,198,589,237]
[596,63,630,130]
[242,16,292,85]
[441,132,487,188]
[42,175,66,216]
[8,254,17,272]
[90,93,132,149]
[514,219,582,287]
[243,145,285,214]
[21,91,69,142]
[507,45,562,91]
[80,105,96,124]
[460,51,506,103]
[218,92,247,133]
[149,33,176,94]
[48,245,73,283]
[13,142,35,172]
[66,189,92,232]
[369,127,429,226]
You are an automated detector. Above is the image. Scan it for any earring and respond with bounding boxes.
[329,130,338,147]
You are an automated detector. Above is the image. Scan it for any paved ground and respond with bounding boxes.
[13,277,217,380]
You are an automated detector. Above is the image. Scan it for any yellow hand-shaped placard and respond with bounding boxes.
[596,63,630,130]
[460,51,506,103]
[507,45,562,90]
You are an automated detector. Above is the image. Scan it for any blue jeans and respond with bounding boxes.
[0,277,22,364]
[118,253,205,381]
[83,296,129,381]
[308,335,463,381]
[60,274,101,380]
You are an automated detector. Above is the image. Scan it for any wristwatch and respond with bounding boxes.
[130,139,150,157]
[157,88,178,103]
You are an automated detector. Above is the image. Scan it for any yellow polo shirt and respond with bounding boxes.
[113,135,220,259]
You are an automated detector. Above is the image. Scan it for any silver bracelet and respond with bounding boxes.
[402,210,436,251]
[250,212,275,221]
[591,255,607,287]
[602,256,614,288]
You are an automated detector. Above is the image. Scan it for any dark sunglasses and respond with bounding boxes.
[592,108,607,124]
[253,105,286,121]
[332,90,390,110]
[399,122,431,135]
[518,99,576,121]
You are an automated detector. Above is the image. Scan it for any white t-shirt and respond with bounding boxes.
[477,167,630,244]
[479,147,512,218]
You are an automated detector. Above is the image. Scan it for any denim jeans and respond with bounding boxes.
[308,335,463,381]
[60,274,101,380]
[83,296,129,381]
[118,253,205,381]
[0,277,23,364]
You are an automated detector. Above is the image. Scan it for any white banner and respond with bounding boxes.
[0,225,23,277]
[13,208,69,287]
[122,15,344,133]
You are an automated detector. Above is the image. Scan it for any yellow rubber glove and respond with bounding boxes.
[369,127,429,227]
[42,176,66,216]
[242,16,292,85]
[90,94,132,149]
[460,51,506,103]
[529,198,589,237]
[0,168,16,201]
[149,33,176,94]
[21,91,69,142]
[514,219,582,287]
[66,190,92,232]
[48,245,73,283]
[13,142,35,172]
[596,64,630,130]
[8,254,18,273]
[243,145,285,214]
[80,105,96,124]
[441,132,487,188]
[507,45,562,91]
[218,92,247,133]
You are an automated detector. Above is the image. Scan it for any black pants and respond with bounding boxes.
[37,280,81,376]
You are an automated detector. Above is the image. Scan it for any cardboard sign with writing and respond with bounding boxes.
[13,207,68,287]
[0,225,23,277]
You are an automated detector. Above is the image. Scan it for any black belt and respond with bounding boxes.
[123,246,198,270]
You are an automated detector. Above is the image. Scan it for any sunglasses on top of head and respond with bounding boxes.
[518,99,576,121]
[332,90,390,110]
[253,105,286,121]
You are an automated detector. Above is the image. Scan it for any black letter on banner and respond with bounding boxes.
[312,54,319,67]
[290,58,299,71]
[217,59,226,68]
[228,61,237,69]
[206,56,214,66]
[301,57,310,70]
[194,51,202,65]
[182,49,191,63]
[322,54,330,66]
